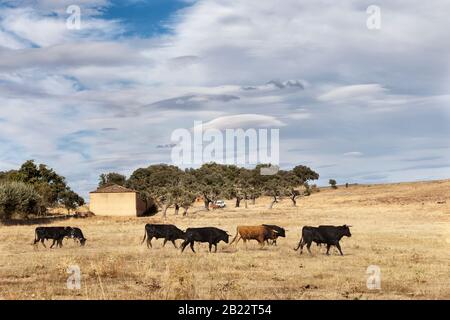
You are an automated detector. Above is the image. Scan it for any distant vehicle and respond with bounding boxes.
[214,200,226,208]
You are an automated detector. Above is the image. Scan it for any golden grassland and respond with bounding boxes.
[0,179,449,300]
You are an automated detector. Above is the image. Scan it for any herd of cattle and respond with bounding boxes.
[33,224,352,255]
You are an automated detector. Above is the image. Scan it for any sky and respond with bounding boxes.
[0,0,449,199]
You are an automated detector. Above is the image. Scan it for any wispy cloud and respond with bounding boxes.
[199,114,286,131]
[318,84,387,102]
[343,151,364,157]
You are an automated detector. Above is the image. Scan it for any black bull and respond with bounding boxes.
[262,224,286,245]
[141,224,185,248]
[34,226,86,248]
[70,227,87,246]
[294,225,352,255]
[181,227,230,253]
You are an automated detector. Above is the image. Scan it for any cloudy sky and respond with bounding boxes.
[0,0,449,198]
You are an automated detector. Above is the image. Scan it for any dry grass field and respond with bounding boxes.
[1,179,449,300]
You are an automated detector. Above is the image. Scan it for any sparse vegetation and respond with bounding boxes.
[0,179,449,299]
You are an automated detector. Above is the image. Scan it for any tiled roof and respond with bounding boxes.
[90,184,137,194]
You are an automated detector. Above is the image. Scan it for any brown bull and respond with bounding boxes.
[230,225,278,248]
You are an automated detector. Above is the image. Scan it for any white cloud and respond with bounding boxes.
[1,7,68,47]
[343,152,363,157]
[0,29,26,49]
[318,84,387,102]
[1,0,450,196]
[0,6,123,48]
[0,42,148,71]
[12,1,110,14]
[198,114,286,131]
[290,112,312,120]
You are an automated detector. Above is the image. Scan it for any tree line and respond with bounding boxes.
[0,160,84,220]
[99,163,320,218]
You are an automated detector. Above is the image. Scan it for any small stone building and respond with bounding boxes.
[89,184,154,217]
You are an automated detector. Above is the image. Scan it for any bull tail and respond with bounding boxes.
[141,229,147,245]
[294,237,303,251]
[229,227,240,245]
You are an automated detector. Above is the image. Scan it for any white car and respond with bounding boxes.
[214,200,226,208]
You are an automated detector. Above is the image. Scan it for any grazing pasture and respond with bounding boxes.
[0,180,449,300]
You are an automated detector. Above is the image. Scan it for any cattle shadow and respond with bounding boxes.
[226,246,272,252]
[296,251,354,257]
[219,247,239,254]
[179,250,237,255]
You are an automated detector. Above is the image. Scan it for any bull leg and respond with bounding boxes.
[189,241,195,253]
[335,242,344,256]
[299,240,305,254]
[171,240,178,248]
[180,240,188,253]
[326,244,331,255]
[147,237,153,249]
[273,239,277,246]
[259,239,265,249]
[306,241,313,255]
[243,239,247,250]
[208,243,212,252]
[41,239,47,248]
[58,239,64,248]
[214,244,217,253]
[294,239,302,251]
[300,237,306,251]
[50,239,57,249]
[163,239,168,247]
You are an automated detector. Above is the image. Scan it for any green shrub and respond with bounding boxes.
[329,179,338,189]
[0,181,41,220]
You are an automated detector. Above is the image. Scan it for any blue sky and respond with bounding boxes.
[0,0,449,199]
[101,0,193,37]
